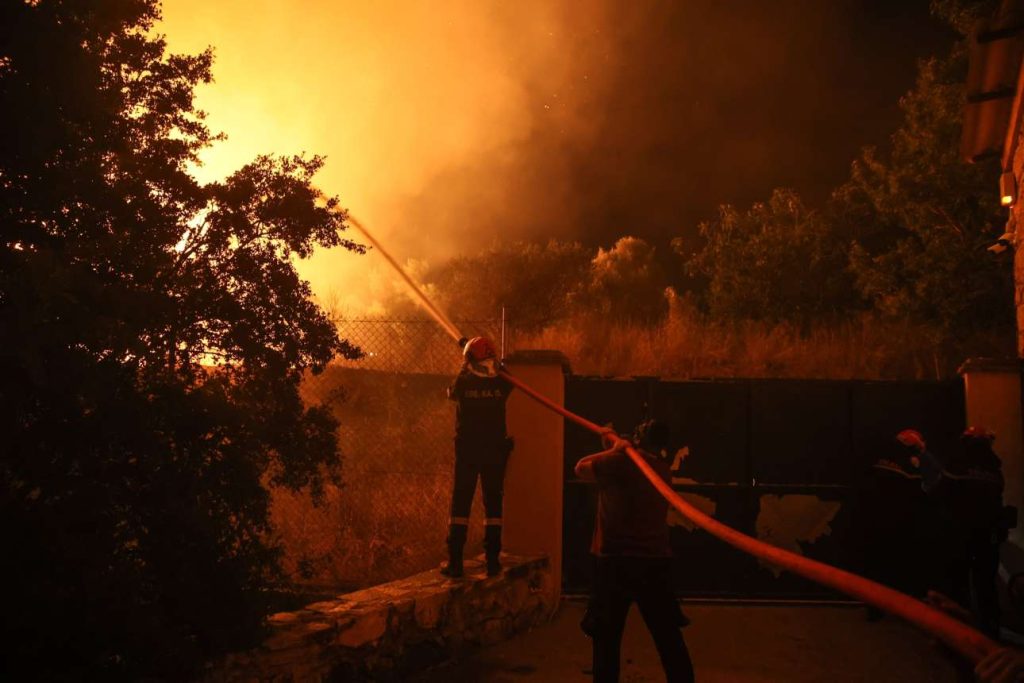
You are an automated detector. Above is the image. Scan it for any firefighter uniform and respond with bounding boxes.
[443,367,514,577]
[938,434,1005,638]
[861,452,937,602]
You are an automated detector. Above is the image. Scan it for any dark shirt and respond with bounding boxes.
[919,449,943,492]
[590,449,672,557]
[938,450,1004,538]
[448,370,514,442]
[866,457,931,540]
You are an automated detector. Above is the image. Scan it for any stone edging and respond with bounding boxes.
[203,554,551,682]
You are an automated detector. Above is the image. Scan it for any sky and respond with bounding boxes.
[158,0,955,313]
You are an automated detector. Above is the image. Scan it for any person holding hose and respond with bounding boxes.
[440,336,515,579]
[575,419,694,683]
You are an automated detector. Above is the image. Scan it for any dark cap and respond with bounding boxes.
[633,419,670,453]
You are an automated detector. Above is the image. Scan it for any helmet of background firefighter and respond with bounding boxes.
[962,426,996,442]
[954,426,1000,472]
[633,419,671,458]
[896,429,926,454]
[462,336,497,377]
[890,428,926,468]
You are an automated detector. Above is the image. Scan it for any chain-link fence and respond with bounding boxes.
[270,317,502,590]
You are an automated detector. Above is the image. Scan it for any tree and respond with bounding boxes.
[840,49,1013,339]
[684,2,1014,342]
[411,237,671,328]
[682,189,856,325]
[413,239,591,330]
[930,0,1000,35]
[1,1,361,678]
[579,236,671,323]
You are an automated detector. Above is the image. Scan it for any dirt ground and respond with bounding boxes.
[409,599,966,682]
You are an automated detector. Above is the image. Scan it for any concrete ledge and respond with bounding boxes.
[959,356,1023,374]
[203,554,551,682]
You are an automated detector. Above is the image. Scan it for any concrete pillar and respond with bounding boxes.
[960,358,1024,547]
[503,350,570,612]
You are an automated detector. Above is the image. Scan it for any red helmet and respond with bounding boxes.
[896,429,926,453]
[463,337,497,377]
[962,426,995,441]
[463,336,496,362]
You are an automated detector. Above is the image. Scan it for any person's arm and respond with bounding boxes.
[925,591,1024,683]
[574,450,608,482]
[447,372,464,401]
[574,438,627,482]
[924,590,974,623]
[975,647,1024,683]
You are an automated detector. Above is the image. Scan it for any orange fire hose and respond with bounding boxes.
[498,368,999,663]
[349,213,1000,664]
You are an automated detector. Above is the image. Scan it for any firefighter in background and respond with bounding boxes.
[939,427,1006,638]
[861,429,934,619]
[576,419,694,683]
[897,428,944,493]
[895,429,951,600]
[440,336,515,579]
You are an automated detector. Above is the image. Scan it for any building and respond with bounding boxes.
[962,0,1024,591]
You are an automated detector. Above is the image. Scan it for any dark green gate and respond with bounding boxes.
[562,377,965,599]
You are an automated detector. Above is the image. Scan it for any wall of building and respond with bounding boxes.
[1013,129,1024,355]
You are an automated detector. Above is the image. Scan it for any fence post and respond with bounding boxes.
[504,350,570,614]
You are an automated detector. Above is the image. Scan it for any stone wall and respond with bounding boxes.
[203,554,552,682]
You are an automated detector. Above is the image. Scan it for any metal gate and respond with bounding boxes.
[562,376,966,599]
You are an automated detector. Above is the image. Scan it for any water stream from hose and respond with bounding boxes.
[348,215,464,342]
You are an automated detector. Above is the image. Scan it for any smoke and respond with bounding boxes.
[159,0,951,314]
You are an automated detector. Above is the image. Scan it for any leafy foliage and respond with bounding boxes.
[930,0,1000,35]
[840,52,1013,337]
[579,236,671,323]
[1,1,361,678]
[682,189,856,325]
[412,236,671,328]
[682,15,1013,342]
[412,239,590,329]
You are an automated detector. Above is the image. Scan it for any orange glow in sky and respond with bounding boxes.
[159,1,602,314]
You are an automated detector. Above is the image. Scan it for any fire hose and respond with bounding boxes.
[348,214,1000,664]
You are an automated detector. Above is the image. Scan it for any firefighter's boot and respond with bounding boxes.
[484,523,502,577]
[441,524,467,578]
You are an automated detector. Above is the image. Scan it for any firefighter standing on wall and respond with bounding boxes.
[440,336,515,579]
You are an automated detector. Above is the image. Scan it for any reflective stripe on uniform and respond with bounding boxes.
[484,517,503,526]
[449,517,470,526]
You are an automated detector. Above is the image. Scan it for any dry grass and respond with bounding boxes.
[268,367,486,591]
[518,299,1013,380]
